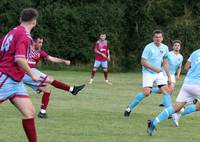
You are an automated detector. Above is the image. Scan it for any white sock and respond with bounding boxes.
[40,109,46,114]
[69,86,74,92]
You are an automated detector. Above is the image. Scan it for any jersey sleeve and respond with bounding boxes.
[40,50,49,59]
[141,46,149,59]
[15,36,28,58]
[163,46,169,60]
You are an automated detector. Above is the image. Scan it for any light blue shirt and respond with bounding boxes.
[162,51,183,76]
[184,49,200,85]
[142,42,169,74]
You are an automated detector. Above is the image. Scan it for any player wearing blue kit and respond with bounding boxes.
[124,30,172,117]
[147,49,200,136]
[151,40,183,107]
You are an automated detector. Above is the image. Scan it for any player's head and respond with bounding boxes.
[20,8,39,28]
[32,34,43,50]
[153,30,164,45]
[100,33,106,40]
[172,40,181,52]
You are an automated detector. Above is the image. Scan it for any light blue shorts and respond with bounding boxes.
[23,68,48,91]
[94,60,108,68]
[0,72,29,103]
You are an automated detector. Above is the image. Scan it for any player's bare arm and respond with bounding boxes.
[185,61,191,72]
[16,57,40,81]
[163,59,171,84]
[107,50,110,61]
[176,67,182,80]
[47,55,70,65]
[141,58,161,73]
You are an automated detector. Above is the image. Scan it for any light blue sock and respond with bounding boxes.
[161,97,165,106]
[163,93,172,108]
[128,92,145,110]
[151,87,159,94]
[153,106,175,126]
[181,104,196,116]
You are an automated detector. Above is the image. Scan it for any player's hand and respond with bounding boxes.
[155,68,162,73]
[64,60,70,65]
[30,73,40,81]
[101,54,107,59]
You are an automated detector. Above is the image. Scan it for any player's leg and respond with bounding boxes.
[147,101,186,135]
[157,73,172,108]
[45,75,85,95]
[159,82,175,107]
[102,61,112,85]
[37,85,51,118]
[124,87,151,116]
[124,73,155,116]
[10,97,37,142]
[89,60,100,84]
[172,85,200,126]
[147,84,192,135]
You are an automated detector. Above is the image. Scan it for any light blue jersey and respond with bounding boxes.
[142,42,169,74]
[163,51,183,76]
[184,49,200,85]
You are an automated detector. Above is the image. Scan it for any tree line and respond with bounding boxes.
[0,0,200,71]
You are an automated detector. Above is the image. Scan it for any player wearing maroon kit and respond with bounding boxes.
[23,35,85,118]
[89,34,112,85]
[0,8,39,142]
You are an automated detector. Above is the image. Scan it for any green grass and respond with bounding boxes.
[0,70,200,142]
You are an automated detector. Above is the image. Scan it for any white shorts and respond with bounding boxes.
[142,72,167,88]
[176,84,200,103]
[164,74,176,83]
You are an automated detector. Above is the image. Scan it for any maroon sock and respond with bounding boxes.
[104,70,108,80]
[41,92,50,110]
[22,118,37,142]
[91,70,96,78]
[51,80,70,91]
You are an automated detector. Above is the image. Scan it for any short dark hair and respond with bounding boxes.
[173,40,182,45]
[20,8,38,22]
[153,30,163,36]
[32,34,43,42]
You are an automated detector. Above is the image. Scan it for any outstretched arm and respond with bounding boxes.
[47,55,70,65]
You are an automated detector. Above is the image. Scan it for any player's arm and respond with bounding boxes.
[163,58,171,83]
[47,55,70,65]
[95,48,107,59]
[185,61,191,72]
[107,49,110,61]
[95,43,107,59]
[176,67,182,80]
[141,58,161,73]
[16,58,39,81]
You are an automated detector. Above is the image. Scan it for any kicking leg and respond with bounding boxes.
[45,76,85,95]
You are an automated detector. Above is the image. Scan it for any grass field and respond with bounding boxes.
[0,70,200,142]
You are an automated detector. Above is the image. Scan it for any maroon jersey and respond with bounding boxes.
[0,26,32,81]
[95,39,109,61]
[27,48,48,68]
